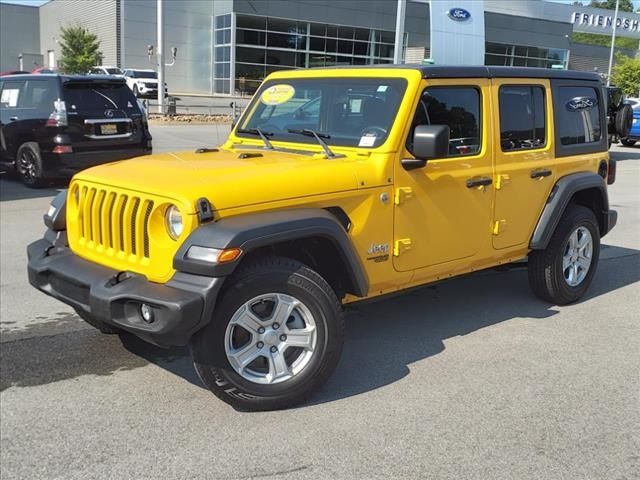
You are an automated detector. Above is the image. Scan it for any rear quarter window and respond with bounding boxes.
[63,83,138,112]
[555,86,602,145]
[552,81,607,157]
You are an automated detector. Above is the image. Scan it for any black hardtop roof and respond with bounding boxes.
[0,73,126,84]
[314,64,601,82]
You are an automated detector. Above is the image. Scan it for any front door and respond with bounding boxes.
[393,79,494,272]
[491,79,555,250]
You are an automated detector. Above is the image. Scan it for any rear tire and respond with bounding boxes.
[191,256,344,411]
[75,309,122,334]
[621,138,636,147]
[16,142,44,187]
[528,205,600,305]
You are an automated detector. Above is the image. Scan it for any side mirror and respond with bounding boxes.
[402,124,450,170]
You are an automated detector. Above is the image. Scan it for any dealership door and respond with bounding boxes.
[393,79,494,272]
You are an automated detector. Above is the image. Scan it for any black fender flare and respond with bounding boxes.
[530,172,614,250]
[174,208,369,297]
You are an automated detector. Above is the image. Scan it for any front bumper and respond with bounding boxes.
[27,234,222,347]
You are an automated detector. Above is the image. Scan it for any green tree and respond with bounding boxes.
[58,25,102,74]
[589,0,635,12]
[611,54,640,96]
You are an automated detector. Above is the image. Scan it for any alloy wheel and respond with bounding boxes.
[562,226,593,287]
[224,293,317,385]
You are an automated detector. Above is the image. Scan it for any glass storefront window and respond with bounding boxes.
[236,29,264,46]
[230,14,398,95]
[485,42,568,69]
[237,15,266,30]
[309,37,325,52]
[216,14,231,29]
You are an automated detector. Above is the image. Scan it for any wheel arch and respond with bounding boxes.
[530,172,612,250]
[174,208,369,299]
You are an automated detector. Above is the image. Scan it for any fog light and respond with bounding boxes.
[140,303,154,323]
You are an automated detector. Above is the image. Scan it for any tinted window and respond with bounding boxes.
[129,71,157,79]
[556,86,601,146]
[240,78,407,148]
[23,80,57,109]
[0,80,25,108]
[63,83,137,111]
[408,87,481,156]
[499,85,546,151]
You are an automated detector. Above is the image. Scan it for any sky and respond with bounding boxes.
[1,0,639,8]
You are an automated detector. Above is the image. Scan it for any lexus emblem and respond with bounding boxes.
[105,109,115,118]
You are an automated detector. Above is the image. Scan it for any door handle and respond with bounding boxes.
[9,117,18,121]
[466,176,492,188]
[530,168,552,179]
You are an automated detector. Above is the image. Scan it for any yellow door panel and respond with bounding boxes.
[491,79,556,250]
[393,79,494,272]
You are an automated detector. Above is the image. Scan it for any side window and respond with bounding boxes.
[0,80,24,108]
[22,80,57,110]
[555,86,602,146]
[0,80,25,108]
[499,85,546,151]
[408,86,481,157]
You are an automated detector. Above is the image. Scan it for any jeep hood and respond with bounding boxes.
[75,148,360,213]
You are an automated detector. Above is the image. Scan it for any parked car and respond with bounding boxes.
[88,66,124,76]
[123,68,167,99]
[0,74,152,186]
[621,97,640,147]
[28,66,616,410]
[0,70,30,77]
[32,66,58,74]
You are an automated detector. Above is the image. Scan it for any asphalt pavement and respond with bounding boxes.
[0,130,638,480]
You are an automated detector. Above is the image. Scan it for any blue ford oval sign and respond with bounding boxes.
[448,8,471,21]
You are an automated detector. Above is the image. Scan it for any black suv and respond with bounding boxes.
[0,74,152,186]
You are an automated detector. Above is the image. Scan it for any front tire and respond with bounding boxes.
[528,205,600,305]
[621,138,636,147]
[191,256,344,411]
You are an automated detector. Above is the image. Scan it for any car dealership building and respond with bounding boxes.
[1,0,638,96]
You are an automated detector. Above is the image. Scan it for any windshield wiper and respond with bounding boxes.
[287,128,337,158]
[236,127,274,150]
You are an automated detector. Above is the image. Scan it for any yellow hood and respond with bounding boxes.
[74,148,360,213]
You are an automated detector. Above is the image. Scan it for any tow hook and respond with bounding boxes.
[109,271,131,286]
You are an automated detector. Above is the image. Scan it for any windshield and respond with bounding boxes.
[238,77,407,148]
[131,71,157,79]
[106,68,122,75]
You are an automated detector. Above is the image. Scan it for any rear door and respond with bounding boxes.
[0,79,27,158]
[491,79,555,250]
[62,79,146,151]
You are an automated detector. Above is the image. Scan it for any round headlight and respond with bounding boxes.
[165,205,183,240]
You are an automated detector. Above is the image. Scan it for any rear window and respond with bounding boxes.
[63,83,138,111]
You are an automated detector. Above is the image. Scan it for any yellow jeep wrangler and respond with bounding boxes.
[28,66,617,410]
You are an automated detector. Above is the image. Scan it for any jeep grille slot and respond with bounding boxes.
[76,187,154,260]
